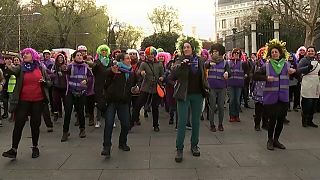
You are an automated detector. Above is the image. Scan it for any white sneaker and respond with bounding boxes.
[95,121,101,128]
[186,125,192,130]
[0,120,3,127]
[113,123,116,128]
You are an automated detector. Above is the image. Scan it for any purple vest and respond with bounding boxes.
[208,60,227,89]
[263,62,289,105]
[228,60,244,87]
[67,63,89,93]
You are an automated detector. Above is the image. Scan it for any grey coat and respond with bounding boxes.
[137,61,164,94]
[172,56,209,101]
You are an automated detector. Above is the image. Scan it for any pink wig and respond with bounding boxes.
[201,49,209,60]
[295,46,306,60]
[20,48,40,61]
[156,52,172,66]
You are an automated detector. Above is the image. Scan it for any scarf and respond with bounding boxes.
[117,62,132,80]
[186,55,199,74]
[99,54,110,67]
[21,60,39,72]
[270,58,286,75]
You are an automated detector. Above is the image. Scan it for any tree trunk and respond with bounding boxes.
[304,25,315,46]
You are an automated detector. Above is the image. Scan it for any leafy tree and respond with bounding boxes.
[141,32,179,54]
[148,5,182,33]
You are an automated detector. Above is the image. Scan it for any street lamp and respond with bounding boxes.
[0,12,41,51]
[18,12,42,51]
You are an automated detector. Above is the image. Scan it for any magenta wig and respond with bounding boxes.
[156,52,172,66]
[201,49,209,60]
[20,48,40,61]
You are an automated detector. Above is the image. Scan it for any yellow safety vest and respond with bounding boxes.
[7,75,16,93]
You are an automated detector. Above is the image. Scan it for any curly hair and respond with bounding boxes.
[96,44,111,56]
[263,39,289,60]
[209,43,225,56]
[20,48,40,61]
[176,35,202,56]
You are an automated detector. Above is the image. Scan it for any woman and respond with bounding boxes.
[297,46,320,128]
[131,46,164,132]
[7,56,21,121]
[228,48,249,122]
[2,48,51,159]
[93,45,111,128]
[288,53,299,112]
[61,50,94,142]
[173,36,209,162]
[252,47,268,131]
[51,53,67,122]
[100,53,136,158]
[254,39,296,150]
[206,43,230,132]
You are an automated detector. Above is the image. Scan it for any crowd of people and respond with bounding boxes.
[0,36,319,163]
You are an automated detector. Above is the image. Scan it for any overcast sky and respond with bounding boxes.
[22,0,215,40]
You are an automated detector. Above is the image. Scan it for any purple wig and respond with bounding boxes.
[201,49,210,60]
[20,48,40,61]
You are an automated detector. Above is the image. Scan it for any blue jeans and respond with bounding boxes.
[103,103,130,147]
[229,87,242,116]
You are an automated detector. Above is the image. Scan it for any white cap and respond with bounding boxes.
[77,45,87,51]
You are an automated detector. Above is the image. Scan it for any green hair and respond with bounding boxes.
[176,35,202,56]
[96,44,111,56]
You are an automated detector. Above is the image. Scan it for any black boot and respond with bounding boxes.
[267,139,274,150]
[254,117,261,131]
[175,149,183,163]
[101,146,111,158]
[302,114,308,127]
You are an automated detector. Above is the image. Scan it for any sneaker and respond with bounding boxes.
[210,125,216,132]
[95,121,101,128]
[0,120,3,127]
[101,147,111,158]
[2,148,17,159]
[218,124,224,131]
[191,146,200,156]
[47,127,53,133]
[61,132,70,142]
[79,128,86,138]
[175,149,183,163]
[32,147,40,158]
[186,125,192,130]
[154,126,160,132]
[267,139,274,151]
[118,144,131,151]
[273,140,286,149]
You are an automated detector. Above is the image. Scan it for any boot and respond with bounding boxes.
[175,149,183,163]
[273,139,286,149]
[79,128,86,138]
[88,115,94,126]
[101,146,111,158]
[53,113,58,122]
[301,114,308,127]
[61,132,70,142]
[254,117,261,131]
[267,139,274,150]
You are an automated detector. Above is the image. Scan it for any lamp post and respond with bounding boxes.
[0,12,41,51]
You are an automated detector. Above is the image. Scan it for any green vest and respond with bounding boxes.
[7,75,16,93]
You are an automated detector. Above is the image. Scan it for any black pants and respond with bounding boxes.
[12,100,44,149]
[289,85,300,109]
[264,101,288,140]
[241,82,250,106]
[85,94,95,116]
[130,96,139,124]
[301,97,317,122]
[254,102,268,126]
[42,103,53,128]
[132,92,161,127]
[63,93,86,133]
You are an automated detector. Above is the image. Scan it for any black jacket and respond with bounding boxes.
[104,68,136,104]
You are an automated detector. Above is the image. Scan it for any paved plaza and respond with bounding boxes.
[0,106,320,180]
